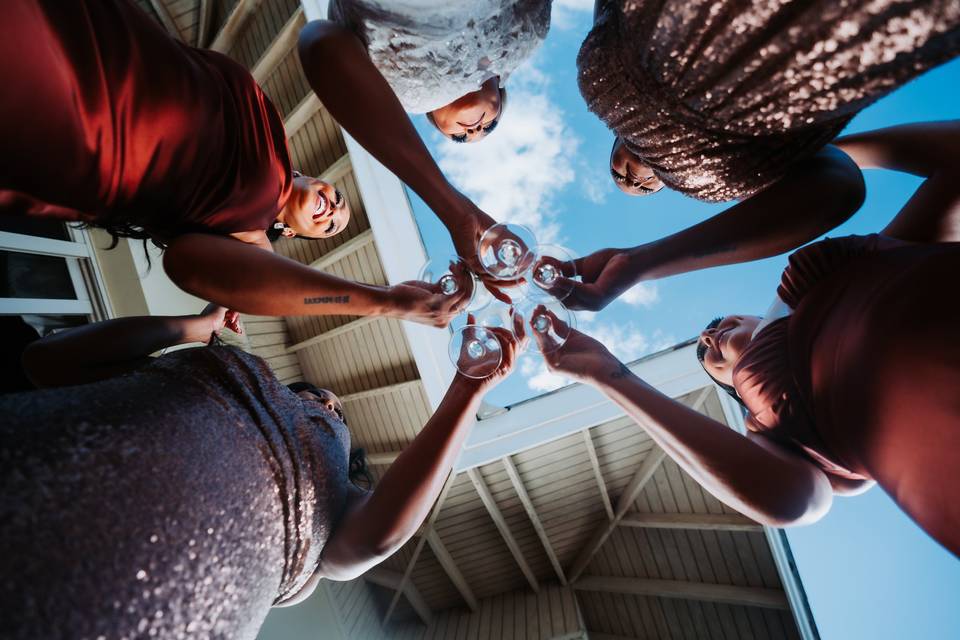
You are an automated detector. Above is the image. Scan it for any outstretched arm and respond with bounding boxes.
[835,120,960,242]
[296,20,496,266]
[560,147,865,311]
[164,233,470,327]
[22,304,240,387]
[532,311,833,526]
[312,327,523,583]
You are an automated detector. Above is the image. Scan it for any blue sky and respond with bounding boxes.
[405,5,960,638]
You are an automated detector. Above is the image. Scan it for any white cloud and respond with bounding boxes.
[521,357,571,392]
[553,0,594,9]
[519,317,677,393]
[551,0,594,30]
[434,63,578,245]
[620,282,660,307]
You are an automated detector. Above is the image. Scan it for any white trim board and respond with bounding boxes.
[456,342,709,471]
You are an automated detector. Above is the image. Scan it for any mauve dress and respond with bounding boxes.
[732,235,960,556]
[0,347,350,639]
[0,0,292,239]
[578,0,960,202]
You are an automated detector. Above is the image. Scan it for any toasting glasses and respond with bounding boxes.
[417,255,492,312]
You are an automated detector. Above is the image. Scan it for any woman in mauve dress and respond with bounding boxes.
[0,0,470,327]
[531,121,960,557]
[0,305,522,639]
[556,0,960,312]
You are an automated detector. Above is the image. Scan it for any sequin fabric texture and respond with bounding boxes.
[329,0,552,113]
[0,347,350,639]
[578,0,960,202]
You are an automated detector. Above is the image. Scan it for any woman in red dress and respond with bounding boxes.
[0,0,470,326]
[533,121,960,556]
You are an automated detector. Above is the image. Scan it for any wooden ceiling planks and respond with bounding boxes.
[139,4,812,637]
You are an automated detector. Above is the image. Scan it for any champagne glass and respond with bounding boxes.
[478,223,537,281]
[449,324,503,379]
[418,255,492,312]
[518,244,578,303]
[517,300,576,354]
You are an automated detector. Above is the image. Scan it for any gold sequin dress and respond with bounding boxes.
[0,347,350,639]
[578,0,960,202]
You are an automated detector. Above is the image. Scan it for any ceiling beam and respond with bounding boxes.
[284,94,323,138]
[286,316,380,353]
[383,474,457,624]
[309,228,374,270]
[501,455,567,585]
[619,512,762,533]
[425,528,479,611]
[364,567,433,626]
[210,0,262,53]
[467,468,540,592]
[251,8,304,83]
[148,0,184,41]
[574,576,789,610]
[568,447,666,582]
[319,152,353,185]
[338,378,421,404]
[197,0,214,46]
[581,429,614,521]
[366,451,401,466]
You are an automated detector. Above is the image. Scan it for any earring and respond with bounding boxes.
[274,222,285,230]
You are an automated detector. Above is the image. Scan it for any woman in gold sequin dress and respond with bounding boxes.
[558,0,960,311]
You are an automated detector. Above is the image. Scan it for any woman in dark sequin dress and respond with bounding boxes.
[0,306,522,639]
[533,121,960,556]
[559,0,960,312]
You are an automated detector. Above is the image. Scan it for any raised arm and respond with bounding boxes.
[21,304,240,388]
[163,233,470,327]
[835,120,960,242]
[312,327,523,583]
[296,20,496,266]
[532,311,833,526]
[560,147,865,311]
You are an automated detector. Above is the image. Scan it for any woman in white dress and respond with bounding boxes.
[298,1,550,279]
[326,0,549,141]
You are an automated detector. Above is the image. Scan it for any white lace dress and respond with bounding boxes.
[328,0,551,113]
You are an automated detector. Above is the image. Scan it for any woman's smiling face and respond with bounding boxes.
[281,174,351,239]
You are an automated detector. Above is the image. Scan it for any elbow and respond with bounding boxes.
[754,472,833,528]
[20,341,51,388]
[817,147,866,226]
[162,239,203,298]
[298,20,358,70]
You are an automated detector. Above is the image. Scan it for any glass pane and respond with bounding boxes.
[0,215,71,241]
[0,250,77,299]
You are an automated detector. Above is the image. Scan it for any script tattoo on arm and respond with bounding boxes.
[304,295,351,305]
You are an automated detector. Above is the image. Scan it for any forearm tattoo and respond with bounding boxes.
[304,295,350,305]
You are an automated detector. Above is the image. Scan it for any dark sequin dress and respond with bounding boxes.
[578,0,960,202]
[0,347,350,639]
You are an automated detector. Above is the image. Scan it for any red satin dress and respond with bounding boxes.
[733,235,960,556]
[0,0,292,240]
